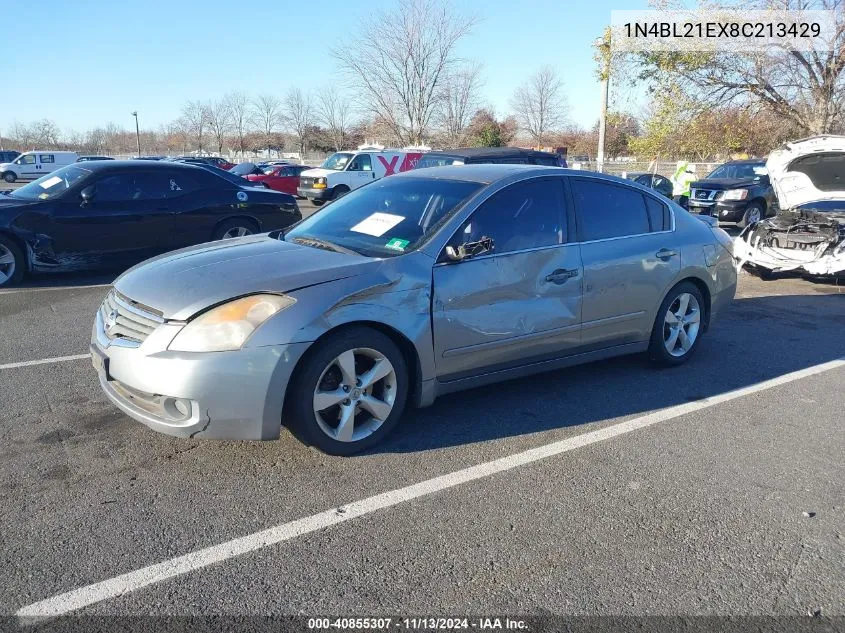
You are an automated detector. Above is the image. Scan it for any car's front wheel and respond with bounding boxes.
[738,202,764,228]
[0,234,25,288]
[648,282,705,366]
[287,327,408,456]
[2,172,16,183]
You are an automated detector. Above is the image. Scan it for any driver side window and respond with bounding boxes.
[18,155,36,165]
[447,178,566,256]
[348,154,372,171]
[91,174,135,202]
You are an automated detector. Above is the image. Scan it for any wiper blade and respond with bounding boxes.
[291,236,359,256]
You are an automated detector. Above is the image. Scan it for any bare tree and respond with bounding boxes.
[224,91,251,158]
[438,63,484,145]
[284,88,314,158]
[11,121,36,149]
[317,87,355,151]
[181,101,209,153]
[334,0,476,145]
[250,94,283,156]
[633,0,845,135]
[511,66,568,147]
[205,99,232,155]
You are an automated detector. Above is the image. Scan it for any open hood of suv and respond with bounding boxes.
[766,135,845,209]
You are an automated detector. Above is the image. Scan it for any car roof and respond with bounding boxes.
[421,147,559,159]
[70,160,212,173]
[396,163,642,186]
[723,158,765,164]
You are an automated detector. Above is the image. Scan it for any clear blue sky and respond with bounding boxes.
[2,0,649,137]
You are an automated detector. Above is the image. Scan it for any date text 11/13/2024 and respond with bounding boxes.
[307,617,529,630]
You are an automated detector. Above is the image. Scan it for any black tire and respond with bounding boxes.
[332,185,350,200]
[0,234,26,288]
[3,172,16,183]
[312,200,325,207]
[738,202,764,229]
[286,326,409,456]
[211,217,259,240]
[648,281,706,367]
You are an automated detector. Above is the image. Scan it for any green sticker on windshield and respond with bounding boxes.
[385,238,410,251]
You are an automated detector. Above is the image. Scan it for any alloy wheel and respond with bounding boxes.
[0,244,16,285]
[746,207,761,224]
[312,348,397,443]
[663,292,701,357]
[221,226,252,239]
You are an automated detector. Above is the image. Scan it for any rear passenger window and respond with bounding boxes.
[571,179,650,241]
[645,196,671,232]
[40,155,55,164]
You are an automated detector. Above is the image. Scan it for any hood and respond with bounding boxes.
[114,235,378,320]
[689,177,760,190]
[767,135,845,209]
[0,163,12,171]
[0,194,38,211]
[300,167,333,179]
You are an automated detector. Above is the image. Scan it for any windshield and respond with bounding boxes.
[706,163,767,180]
[285,177,483,257]
[321,152,354,171]
[796,200,845,213]
[10,165,92,200]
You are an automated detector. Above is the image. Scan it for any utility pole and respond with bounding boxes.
[595,29,611,174]
[131,111,141,157]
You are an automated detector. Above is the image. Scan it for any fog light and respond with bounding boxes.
[163,397,192,421]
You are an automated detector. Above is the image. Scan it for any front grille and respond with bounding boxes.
[99,290,163,345]
[299,176,314,188]
[691,188,720,201]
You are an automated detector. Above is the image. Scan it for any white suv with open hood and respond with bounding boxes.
[734,135,845,277]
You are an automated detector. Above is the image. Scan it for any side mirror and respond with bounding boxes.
[444,236,494,262]
[80,186,95,204]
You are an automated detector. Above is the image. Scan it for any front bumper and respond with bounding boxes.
[688,199,750,222]
[296,186,333,201]
[91,310,310,440]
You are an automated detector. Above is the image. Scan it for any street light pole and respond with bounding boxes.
[131,111,141,157]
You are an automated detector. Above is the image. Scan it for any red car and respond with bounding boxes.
[245,164,311,195]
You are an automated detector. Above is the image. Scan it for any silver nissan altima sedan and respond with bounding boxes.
[91,165,737,455]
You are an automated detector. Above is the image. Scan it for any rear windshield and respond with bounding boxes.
[414,155,464,169]
[10,165,92,200]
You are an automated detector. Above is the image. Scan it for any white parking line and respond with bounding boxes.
[0,354,89,371]
[16,357,845,619]
[0,283,111,295]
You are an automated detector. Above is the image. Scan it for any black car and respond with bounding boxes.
[0,161,301,287]
[687,159,778,227]
[414,147,565,169]
[624,172,673,199]
[77,155,115,162]
[171,156,233,169]
[0,150,21,164]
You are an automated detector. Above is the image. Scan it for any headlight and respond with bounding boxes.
[314,177,327,189]
[722,189,748,201]
[169,294,295,352]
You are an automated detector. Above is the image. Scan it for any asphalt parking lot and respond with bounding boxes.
[1,223,844,621]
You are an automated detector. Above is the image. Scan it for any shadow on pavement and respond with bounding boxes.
[374,292,845,454]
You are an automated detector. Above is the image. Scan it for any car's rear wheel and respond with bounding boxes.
[0,235,25,288]
[2,172,16,183]
[738,202,764,229]
[287,327,408,456]
[648,282,705,366]
[213,218,259,240]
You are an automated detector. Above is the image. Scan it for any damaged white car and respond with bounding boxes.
[734,135,845,277]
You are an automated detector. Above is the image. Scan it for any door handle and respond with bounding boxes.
[656,248,678,260]
[545,268,579,284]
